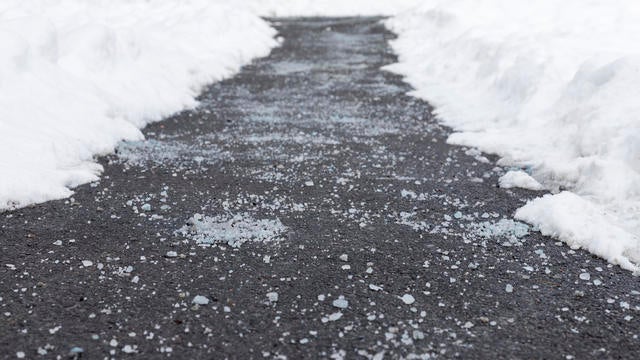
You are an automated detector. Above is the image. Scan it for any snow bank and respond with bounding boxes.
[0,0,277,209]
[386,0,640,270]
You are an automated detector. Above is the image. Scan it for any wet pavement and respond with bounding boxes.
[1,17,639,359]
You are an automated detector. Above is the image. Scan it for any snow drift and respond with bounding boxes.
[386,0,640,271]
[0,0,277,209]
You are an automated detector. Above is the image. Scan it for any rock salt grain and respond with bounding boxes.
[401,294,415,305]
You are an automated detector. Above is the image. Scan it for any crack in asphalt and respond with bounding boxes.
[1,17,639,359]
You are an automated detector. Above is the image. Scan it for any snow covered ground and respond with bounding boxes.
[386,0,640,271]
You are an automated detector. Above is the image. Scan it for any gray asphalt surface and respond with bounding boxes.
[1,17,639,359]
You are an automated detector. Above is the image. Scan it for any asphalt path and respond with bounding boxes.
[1,17,639,359]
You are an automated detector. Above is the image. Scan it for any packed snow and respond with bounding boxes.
[499,171,544,191]
[387,0,640,272]
[515,192,640,272]
[0,0,276,210]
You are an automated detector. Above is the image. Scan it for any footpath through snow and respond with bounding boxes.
[0,0,417,210]
[2,0,640,272]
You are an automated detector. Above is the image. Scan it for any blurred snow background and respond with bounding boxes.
[2,0,639,271]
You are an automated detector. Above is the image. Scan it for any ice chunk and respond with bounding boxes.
[192,295,210,305]
[579,272,591,281]
[332,297,349,309]
[401,294,415,305]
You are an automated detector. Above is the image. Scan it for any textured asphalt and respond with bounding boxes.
[1,17,639,359]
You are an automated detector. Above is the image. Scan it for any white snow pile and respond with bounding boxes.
[499,171,544,191]
[179,213,287,247]
[387,0,640,272]
[0,0,276,210]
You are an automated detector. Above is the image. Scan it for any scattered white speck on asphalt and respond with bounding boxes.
[339,254,348,262]
[192,295,209,305]
[369,284,382,291]
[620,301,630,309]
[332,297,348,309]
[122,345,137,354]
[165,251,178,258]
[505,284,513,293]
[579,272,591,281]
[401,294,415,305]
[267,292,279,302]
[81,260,93,267]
